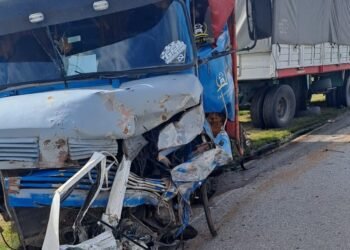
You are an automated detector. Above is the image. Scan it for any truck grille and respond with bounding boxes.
[0,138,39,162]
[69,139,118,161]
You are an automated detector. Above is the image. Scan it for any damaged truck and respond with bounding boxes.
[0,0,249,249]
[237,0,350,129]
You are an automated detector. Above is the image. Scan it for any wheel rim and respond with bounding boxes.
[277,97,287,118]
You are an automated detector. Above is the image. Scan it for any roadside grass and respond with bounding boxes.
[241,94,347,150]
[0,216,20,250]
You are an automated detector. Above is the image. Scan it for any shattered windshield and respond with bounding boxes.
[0,0,193,88]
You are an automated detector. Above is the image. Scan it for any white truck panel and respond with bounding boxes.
[238,43,350,81]
[237,52,276,80]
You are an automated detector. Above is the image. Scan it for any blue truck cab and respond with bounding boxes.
[0,0,238,248]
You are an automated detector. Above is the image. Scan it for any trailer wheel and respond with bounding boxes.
[263,85,296,128]
[250,87,269,128]
[326,87,343,108]
[344,76,350,107]
[326,89,337,107]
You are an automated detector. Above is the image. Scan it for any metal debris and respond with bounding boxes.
[60,231,117,250]
[43,152,107,250]
[158,105,205,150]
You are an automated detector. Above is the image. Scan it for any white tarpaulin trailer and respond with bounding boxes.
[236,0,350,80]
[236,0,350,129]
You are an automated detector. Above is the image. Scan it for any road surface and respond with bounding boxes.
[187,112,350,250]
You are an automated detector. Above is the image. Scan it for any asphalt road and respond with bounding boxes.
[187,112,350,250]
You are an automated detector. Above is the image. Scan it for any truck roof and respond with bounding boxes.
[0,0,164,36]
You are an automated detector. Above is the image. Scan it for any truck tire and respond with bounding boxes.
[250,87,269,128]
[344,76,350,107]
[285,77,308,112]
[327,87,343,108]
[326,89,337,107]
[263,85,296,128]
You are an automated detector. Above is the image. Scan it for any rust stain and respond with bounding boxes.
[7,177,20,194]
[105,97,115,112]
[55,139,66,149]
[118,104,132,118]
[123,126,129,135]
[43,139,51,146]
[207,113,225,137]
[58,151,69,163]
[159,95,170,108]
[116,103,134,134]
[100,92,116,112]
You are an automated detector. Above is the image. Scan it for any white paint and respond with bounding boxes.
[102,156,131,227]
[42,152,106,250]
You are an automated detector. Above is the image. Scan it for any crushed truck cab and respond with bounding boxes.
[0,0,242,249]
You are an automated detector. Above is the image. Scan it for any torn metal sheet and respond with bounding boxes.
[158,105,205,150]
[102,156,131,228]
[171,146,232,199]
[42,152,107,250]
[0,74,202,169]
[214,130,233,165]
[171,148,217,183]
[60,231,117,250]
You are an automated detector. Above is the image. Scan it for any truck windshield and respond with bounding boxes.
[0,0,193,88]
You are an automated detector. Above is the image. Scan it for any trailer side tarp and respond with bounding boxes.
[237,0,350,47]
[273,0,350,45]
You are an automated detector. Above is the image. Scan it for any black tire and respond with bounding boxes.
[263,85,296,128]
[327,87,343,108]
[285,77,308,112]
[343,76,350,107]
[326,89,337,107]
[250,87,269,128]
[200,182,217,237]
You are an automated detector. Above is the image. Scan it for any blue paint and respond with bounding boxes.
[8,192,109,208]
[5,169,176,208]
[198,26,235,121]
[7,188,174,208]
[177,167,188,173]
[112,79,121,88]
[123,195,159,207]
[214,130,233,159]
[176,200,192,237]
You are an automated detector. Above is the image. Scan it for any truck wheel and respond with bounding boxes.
[327,87,343,108]
[344,76,350,107]
[250,87,269,128]
[326,89,337,107]
[263,85,296,128]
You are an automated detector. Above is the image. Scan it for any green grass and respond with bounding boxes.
[0,216,20,250]
[241,94,346,150]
